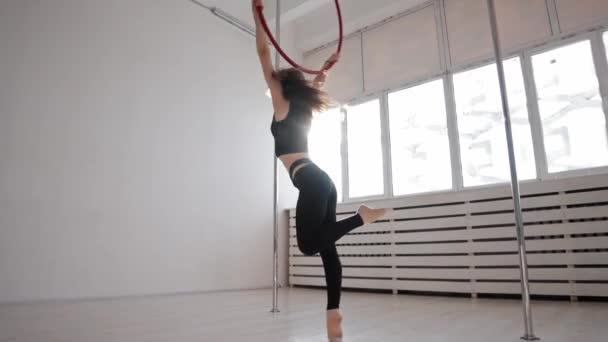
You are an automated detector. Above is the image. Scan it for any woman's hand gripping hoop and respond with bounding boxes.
[254,0,344,75]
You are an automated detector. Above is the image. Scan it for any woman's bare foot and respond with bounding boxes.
[357,205,387,224]
[327,309,343,341]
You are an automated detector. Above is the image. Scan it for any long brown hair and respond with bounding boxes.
[272,68,332,115]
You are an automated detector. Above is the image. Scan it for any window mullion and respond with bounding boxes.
[521,51,549,180]
[439,0,460,191]
[591,32,608,138]
[436,0,451,72]
[444,74,463,191]
[380,92,393,198]
[340,107,350,202]
[545,0,561,37]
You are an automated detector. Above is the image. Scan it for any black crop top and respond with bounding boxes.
[270,102,312,157]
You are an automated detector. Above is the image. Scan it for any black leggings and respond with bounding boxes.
[291,159,364,310]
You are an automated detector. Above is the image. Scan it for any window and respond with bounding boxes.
[309,108,343,202]
[532,40,608,173]
[345,99,385,198]
[312,32,608,202]
[388,80,452,195]
[453,57,536,187]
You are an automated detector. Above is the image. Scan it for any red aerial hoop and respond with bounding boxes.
[256,0,344,75]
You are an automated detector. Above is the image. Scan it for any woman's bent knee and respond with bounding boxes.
[297,241,318,256]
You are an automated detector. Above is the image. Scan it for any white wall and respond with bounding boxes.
[0,0,277,302]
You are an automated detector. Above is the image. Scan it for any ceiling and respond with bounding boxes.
[196,0,304,26]
[294,0,429,51]
[196,0,429,52]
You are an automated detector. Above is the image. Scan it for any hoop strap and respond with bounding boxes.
[256,1,344,75]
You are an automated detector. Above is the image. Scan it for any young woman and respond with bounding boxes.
[252,1,387,340]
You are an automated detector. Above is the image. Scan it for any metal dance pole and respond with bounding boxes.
[271,0,282,314]
[486,0,538,340]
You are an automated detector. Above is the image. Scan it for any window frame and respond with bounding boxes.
[342,95,388,202]
[325,27,608,205]
[450,54,538,188]
[385,76,455,197]
[525,32,608,180]
[599,30,608,158]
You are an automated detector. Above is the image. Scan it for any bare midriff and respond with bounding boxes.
[279,152,310,179]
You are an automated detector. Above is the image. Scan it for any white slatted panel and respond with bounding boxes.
[570,252,608,265]
[338,256,394,267]
[342,278,394,290]
[291,266,393,278]
[473,253,608,266]
[392,216,469,231]
[396,280,472,293]
[575,284,608,296]
[469,210,564,227]
[394,268,471,279]
[472,238,608,253]
[474,282,572,296]
[394,255,471,267]
[289,222,393,235]
[556,0,608,33]
[290,256,393,267]
[572,268,608,281]
[362,4,441,93]
[472,268,567,281]
[468,268,608,281]
[335,245,391,255]
[469,222,608,240]
[396,229,467,242]
[291,233,391,246]
[445,0,552,66]
[337,234,392,244]
[303,36,363,102]
[288,174,608,298]
[384,203,467,219]
[347,222,393,234]
[289,277,396,291]
[563,189,608,204]
[290,256,322,266]
[565,207,608,220]
[394,242,469,254]
[468,196,563,213]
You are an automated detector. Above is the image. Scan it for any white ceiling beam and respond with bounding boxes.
[270,0,330,24]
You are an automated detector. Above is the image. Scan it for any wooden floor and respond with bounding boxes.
[1,288,607,342]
